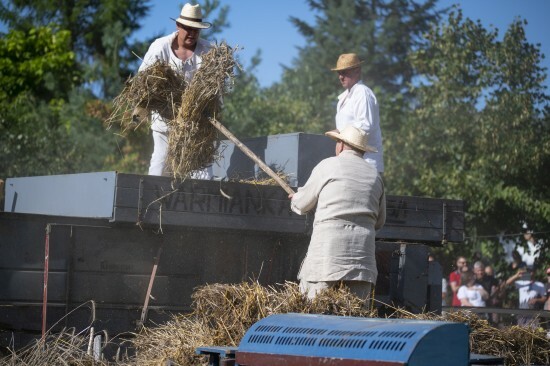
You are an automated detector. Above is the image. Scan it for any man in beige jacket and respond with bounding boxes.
[289,125,386,305]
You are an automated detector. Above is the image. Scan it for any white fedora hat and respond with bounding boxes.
[331,53,364,71]
[172,3,212,29]
[325,126,377,153]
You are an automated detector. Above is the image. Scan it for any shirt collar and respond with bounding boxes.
[338,80,364,100]
[339,149,363,158]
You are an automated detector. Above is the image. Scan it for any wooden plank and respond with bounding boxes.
[376,225,463,243]
[116,188,296,219]
[115,175,465,242]
[115,190,463,231]
[117,174,464,213]
[117,188,463,224]
[0,270,66,302]
[112,207,310,234]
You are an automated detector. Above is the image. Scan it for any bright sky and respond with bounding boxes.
[134,0,550,89]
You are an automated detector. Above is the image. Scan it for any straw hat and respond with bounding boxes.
[331,53,364,71]
[325,126,377,153]
[173,3,212,29]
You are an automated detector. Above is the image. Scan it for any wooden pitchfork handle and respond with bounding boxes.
[209,118,295,195]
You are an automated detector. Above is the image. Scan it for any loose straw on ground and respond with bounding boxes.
[3,282,549,365]
[130,282,550,366]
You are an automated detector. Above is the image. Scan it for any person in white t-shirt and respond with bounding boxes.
[138,3,213,178]
[330,53,384,174]
[504,264,547,328]
[457,270,488,307]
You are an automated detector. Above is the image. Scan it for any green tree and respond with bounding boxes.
[0,0,150,98]
[0,26,79,178]
[0,26,79,102]
[390,10,549,270]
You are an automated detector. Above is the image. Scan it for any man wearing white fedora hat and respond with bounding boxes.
[332,53,384,174]
[290,125,386,306]
[138,3,213,178]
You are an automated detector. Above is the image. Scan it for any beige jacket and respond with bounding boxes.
[291,150,386,283]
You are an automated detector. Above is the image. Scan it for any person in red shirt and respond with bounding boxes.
[449,256,468,307]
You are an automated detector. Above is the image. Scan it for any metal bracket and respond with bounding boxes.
[441,203,448,245]
[137,178,144,224]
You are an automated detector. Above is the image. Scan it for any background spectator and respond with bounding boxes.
[504,264,547,328]
[449,256,468,307]
[458,270,488,307]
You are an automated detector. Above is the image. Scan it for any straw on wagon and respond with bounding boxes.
[106,43,236,180]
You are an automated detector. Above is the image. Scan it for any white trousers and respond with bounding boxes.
[148,130,213,179]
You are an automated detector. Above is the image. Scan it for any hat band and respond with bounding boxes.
[178,15,203,22]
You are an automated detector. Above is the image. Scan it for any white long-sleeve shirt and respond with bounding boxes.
[291,150,386,283]
[138,32,212,133]
[335,81,384,172]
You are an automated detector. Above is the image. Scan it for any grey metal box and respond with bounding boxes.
[4,171,116,218]
[212,132,334,187]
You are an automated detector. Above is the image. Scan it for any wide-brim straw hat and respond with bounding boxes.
[325,126,377,153]
[171,3,212,29]
[331,53,363,71]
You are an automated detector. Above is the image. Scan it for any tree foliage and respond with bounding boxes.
[388,10,549,269]
[0,0,150,98]
[0,26,79,102]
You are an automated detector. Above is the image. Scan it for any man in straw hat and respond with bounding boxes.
[138,3,213,178]
[289,125,386,306]
[331,53,384,174]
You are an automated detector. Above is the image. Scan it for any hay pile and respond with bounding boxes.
[4,282,549,365]
[365,306,550,366]
[130,282,550,366]
[107,43,236,179]
[130,281,374,365]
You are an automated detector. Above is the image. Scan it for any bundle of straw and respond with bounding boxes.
[166,43,236,179]
[107,61,187,132]
[106,43,236,180]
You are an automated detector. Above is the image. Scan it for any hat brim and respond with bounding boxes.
[331,60,364,72]
[171,17,211,29]
[325,130,377,153]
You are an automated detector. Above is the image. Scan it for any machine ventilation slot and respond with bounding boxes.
[247,334,275,344]
[327,330,378,337]
[255,325,284,333]
[378,331,416,339]
[275,336,317,346]
[369,339,406,352]
[318,338,368,349]
[282,326,328,335]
